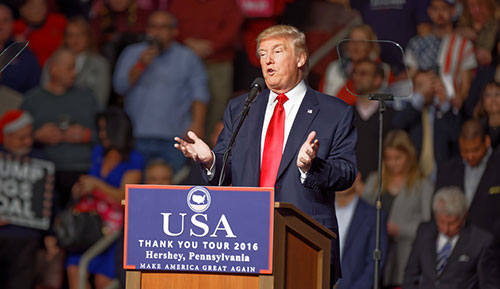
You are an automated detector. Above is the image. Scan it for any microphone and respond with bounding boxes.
[244,77,266,109]
[219,77,265,186]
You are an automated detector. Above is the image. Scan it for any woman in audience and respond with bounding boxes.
[42,17,111,111]
[362,130,433,288]
[68,107,143,289]
[465,29,500,119]
[457,0,500,66]
[320,24,393,105]
[474,81,500,149]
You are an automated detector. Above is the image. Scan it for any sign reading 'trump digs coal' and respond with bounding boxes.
[0,151,55,230]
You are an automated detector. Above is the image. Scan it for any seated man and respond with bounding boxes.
[403,186,499,288]
[435,119,500,234]
[0,109,58,289]
[335,173,388,289]
[21,47,97,210]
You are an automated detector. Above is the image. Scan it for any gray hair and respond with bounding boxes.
[432,187,467,217]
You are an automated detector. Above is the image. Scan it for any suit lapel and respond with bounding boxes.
[245,90,269,185]
[423,224,439,280]
[276,87,319,180]
[439,224,470,278]
[469,153,493,208]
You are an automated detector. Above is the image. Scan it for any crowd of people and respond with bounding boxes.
[1,0,500,288]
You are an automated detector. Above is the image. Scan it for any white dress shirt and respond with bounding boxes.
[260,80,307,162]
[437,232,459,254]
[335,195,359,260]
[208,80,308,181]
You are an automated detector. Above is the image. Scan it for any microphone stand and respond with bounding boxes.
[218,95,257,186]
[368,93,393,289]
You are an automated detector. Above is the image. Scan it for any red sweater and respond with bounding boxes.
[169,0,244,61]
[13,13,67,66]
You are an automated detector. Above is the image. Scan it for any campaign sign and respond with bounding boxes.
[0,152,55,230]
[124,185,274,274]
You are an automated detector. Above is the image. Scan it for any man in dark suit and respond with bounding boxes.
[175,25,357,284]
[403,187,499,289]
[335,174,388,289]
[435,119,500,234]
[393,69,461,179]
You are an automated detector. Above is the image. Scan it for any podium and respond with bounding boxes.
[125,201,336,289]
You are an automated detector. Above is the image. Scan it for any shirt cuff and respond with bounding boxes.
[298,167,307,184]
[205,151,216,181]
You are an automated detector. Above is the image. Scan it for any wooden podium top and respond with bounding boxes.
[274,202,337,240]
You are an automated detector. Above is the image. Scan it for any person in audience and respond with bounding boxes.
[351,59,395,182]
[0,76,22,117]
[41,16,111,111]
[403,186,499,288]
[435,119,500,234]
[474,81,500,149]
[321,24,393,106]
[13,0,67,66]
[21,47,98,211]
[144,159,173,185]
[330,0,432,73]
[405,0,477,111]
[68,107,143,289]
[169,0,243,138]
[0,4,41,94]
[113,11,209,175]
[335,173,389,289]
[363,130,433,288]
[456,0,500,67]
[0,109,59,289]
[90,0,149,66]
[393,69,461,181]
[463,29,500,119]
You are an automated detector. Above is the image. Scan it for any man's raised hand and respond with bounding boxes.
[174,131,214,168]
[297,131,319,173]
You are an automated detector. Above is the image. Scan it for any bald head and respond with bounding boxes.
[146,11,178,49]
[48,48,77,91]
[459,119,491,167]
[459,119,486,141]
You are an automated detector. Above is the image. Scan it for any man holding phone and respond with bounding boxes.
[113,11,210,176]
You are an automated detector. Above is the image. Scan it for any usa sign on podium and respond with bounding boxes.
[124,185,335,289]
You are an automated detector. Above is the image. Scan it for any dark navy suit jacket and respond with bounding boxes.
[337,198,388,289]
[208,85,358,282]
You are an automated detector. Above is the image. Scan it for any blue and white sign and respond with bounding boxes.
[124,185,274,274]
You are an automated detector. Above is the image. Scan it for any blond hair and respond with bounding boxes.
[349,24,381,58]
[378,130,422,194]
[256,25,309,77]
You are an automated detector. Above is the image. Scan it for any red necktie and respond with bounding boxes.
[260,93,288,187]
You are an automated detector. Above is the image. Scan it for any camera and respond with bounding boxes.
[146,36,163,51]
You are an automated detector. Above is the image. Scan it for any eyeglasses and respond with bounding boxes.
[483,93,500,99]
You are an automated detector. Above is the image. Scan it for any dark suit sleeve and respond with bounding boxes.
[348,210,389,289]
[392,103,421,132]
[303,104,357,191]
[478,235,500,289]
[402,224,425,289]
